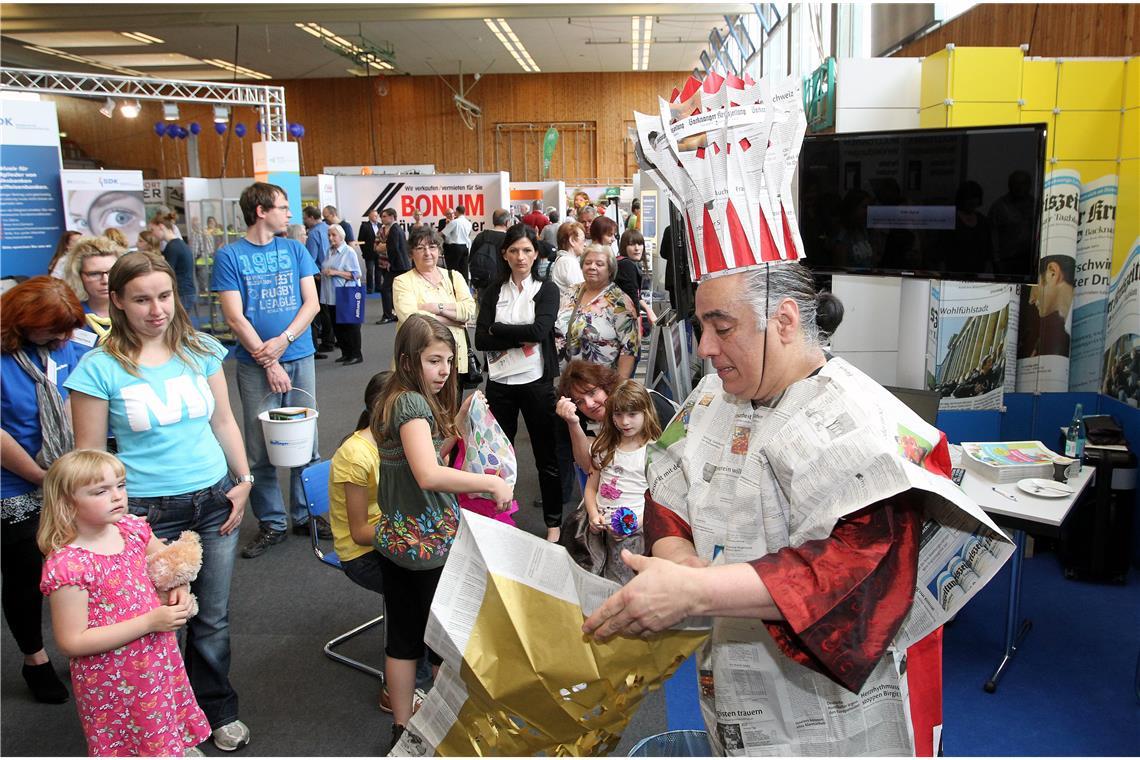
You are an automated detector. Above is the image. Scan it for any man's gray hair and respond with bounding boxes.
[739,262,821,347]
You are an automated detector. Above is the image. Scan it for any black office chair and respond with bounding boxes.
[300,460,385,679]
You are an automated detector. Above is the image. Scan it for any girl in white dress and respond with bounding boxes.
[582,380,662,584]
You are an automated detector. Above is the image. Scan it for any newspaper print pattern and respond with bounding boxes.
[645,359,1013,755]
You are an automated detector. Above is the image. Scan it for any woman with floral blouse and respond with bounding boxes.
[558,243,640,379]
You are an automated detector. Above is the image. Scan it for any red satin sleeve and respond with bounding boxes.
[751,496,923,693]
[643,490,694,550]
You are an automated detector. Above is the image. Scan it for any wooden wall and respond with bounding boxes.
[50,70,687,183]
[893,3,1138,59]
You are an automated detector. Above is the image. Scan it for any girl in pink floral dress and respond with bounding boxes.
[38,450,210,757]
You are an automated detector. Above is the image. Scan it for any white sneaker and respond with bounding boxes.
[212,719,251,752]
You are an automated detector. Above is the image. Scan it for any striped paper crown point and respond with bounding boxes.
[633,69,808,281]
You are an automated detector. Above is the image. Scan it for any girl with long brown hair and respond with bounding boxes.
[369,313,512,750]
[579,380,661,584]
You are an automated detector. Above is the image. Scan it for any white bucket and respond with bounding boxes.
[257,389,318,468]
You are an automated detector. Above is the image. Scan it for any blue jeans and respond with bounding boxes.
[128,474,239,730]
[236,357,319,532]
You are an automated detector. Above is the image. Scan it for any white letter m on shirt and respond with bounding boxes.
[121,375,214,432]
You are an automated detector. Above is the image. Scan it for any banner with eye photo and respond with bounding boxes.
[62,169,146,249]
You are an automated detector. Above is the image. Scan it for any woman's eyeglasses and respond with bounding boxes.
[412,244,440,253]
[81,270,111,280]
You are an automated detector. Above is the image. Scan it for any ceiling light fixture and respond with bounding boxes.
[631,16,653,71]
[119,99,141,118]
[202,58,272,80]
[212,105,230,123]
[25,44,145,76]
[162,102,180,121]
[120,31,164,45]
[294,23,394,72]
[99,97,115,118]
[483,18,539,73]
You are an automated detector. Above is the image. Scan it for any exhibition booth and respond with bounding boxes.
[1,30,1137,757]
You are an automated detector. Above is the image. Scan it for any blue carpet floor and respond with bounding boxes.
[664,549,1140,756]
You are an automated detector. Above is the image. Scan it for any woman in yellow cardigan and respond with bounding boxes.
[392,227,478,374]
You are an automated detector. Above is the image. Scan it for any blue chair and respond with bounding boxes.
[300,460,385,679]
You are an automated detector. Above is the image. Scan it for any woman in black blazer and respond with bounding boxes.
[474,224,564,540]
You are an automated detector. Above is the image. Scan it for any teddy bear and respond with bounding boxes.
[146,530,202,618]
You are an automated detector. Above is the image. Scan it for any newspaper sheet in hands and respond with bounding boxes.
[393,512,708,757]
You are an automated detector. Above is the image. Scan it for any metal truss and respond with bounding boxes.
[0,67,287,141]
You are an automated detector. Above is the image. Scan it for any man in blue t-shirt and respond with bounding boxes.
[211,182,325,559]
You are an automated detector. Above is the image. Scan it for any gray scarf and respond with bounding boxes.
[12,346,74,468]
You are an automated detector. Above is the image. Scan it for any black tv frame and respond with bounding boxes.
[798,123,1048,285]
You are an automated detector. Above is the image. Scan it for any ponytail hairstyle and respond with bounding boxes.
[589,380,662,469]
[149,208,178,231]
[816,291,844,344]
[370,314,459,444]
[37,450,126,556]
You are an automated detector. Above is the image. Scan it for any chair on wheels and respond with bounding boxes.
[300,460,385,679]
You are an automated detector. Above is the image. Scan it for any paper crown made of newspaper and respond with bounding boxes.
[633,70,808,282]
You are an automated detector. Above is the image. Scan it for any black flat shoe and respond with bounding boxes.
[344,356,364,366]
[335,355,350,363]
[22,662,68,704]
[315,352,329,360]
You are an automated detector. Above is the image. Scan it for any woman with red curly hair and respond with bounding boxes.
[0,276,84,704]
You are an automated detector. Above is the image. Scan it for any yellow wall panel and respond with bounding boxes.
[947,102,1021,127]
[948,47,1024,102]
[919,104,949,128]
[921,48,951,109]
[1054,110,1123,160]
[1051,160,1120,183]
[1057,59,1127,110]
[1021,59,1059,110]
[1020,110,1057,157]
[1120,107,1140,160]
[1126,58,1140,110]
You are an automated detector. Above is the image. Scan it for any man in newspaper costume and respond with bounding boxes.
[584,261,1012,756]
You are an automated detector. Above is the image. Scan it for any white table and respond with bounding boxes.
[957,465,1095,692]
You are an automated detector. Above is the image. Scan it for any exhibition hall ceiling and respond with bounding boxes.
[0,3,755,80]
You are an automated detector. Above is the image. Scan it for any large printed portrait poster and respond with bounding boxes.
[1102,161,1139,408]
[1015,169,1079,393]
[62,169,146,248]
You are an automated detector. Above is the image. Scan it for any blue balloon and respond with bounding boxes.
[288,122,301,138]
[234,122,246,138]
[295,124,304,138]
[214,122,227,136]
[189,122,201,135]
[165,123,180,138]
[255,121,264,134]
[154,121,165,137]
[176,126,188,139]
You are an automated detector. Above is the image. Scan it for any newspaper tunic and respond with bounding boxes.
[644,358,1012,756]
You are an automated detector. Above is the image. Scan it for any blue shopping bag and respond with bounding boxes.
[335,284,365,324]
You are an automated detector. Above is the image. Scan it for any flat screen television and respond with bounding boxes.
[798,124,1047,284]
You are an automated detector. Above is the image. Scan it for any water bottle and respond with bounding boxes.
[1064,403,1086,458]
